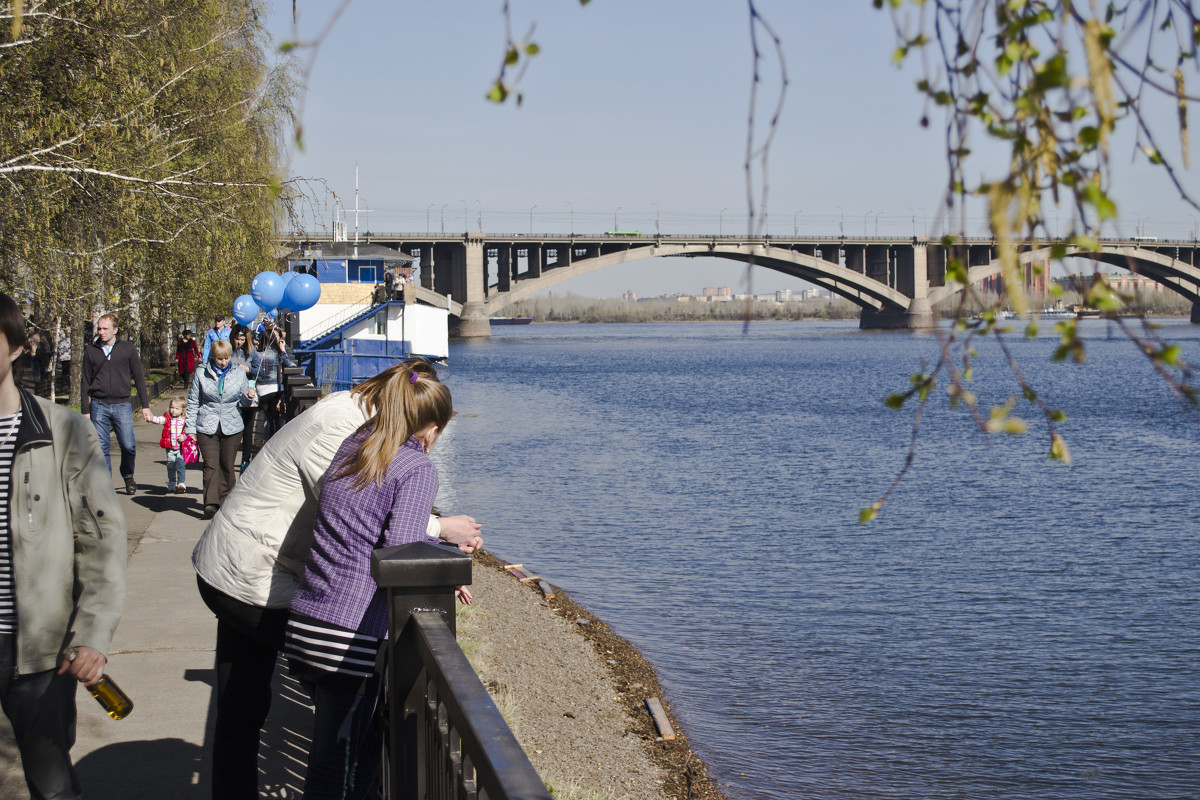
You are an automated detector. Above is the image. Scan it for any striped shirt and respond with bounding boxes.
[284,613,382,679]
[0,410,23,633]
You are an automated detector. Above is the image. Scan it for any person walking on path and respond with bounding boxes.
[200,315,230,365]
[192,360,482,800]
[229,325,261,469]
[149,396,189,494]
[186,340,255,519]
[0,291,127,800]
[81,313,154,495]
[284,363,467,798]
[254,321,294,444]
[176,329,200,387]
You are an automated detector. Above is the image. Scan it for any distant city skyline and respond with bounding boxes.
[269,1,1196,298]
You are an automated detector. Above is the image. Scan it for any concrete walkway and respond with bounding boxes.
[0,394,313,799]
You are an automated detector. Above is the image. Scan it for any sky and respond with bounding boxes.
[267,1,1200,298]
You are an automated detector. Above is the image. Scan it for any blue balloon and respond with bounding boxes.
[267,308,279,320]
[250,271,285,312]
[283,273,321,312]
[231,295,259,326]
[276,272,298,310]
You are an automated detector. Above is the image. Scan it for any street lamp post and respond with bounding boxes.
[873,211,883,236]
[651,202,660,236]
[476,200,482,232]
[864,210,873,237]
[793,210,802,236]
[613,206,622,232]
[426,203,434,235]
[529,204,538,235]
[440,203,448,234]
[720,207,728,236]
[835,205,844,236]
[565,200,574,234]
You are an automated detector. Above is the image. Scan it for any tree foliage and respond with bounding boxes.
[0,0,295,397]
[864,1,1200,519]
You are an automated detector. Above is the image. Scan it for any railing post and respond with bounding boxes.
[371,541,472,799]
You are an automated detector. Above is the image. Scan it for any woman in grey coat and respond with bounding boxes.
[187,339,256,518]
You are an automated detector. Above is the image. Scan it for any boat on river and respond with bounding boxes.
[489,316,533,325]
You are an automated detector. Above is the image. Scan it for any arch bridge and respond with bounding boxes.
[279,232,1200,336]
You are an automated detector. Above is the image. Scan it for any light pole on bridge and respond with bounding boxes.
[864,210,873,237]
[529,204,538,235]
[873,211,883,236]
[720,207,728,236]
[440,204,448,235]
[476,199,482,232]
[426,203,434,235]
[651,202,660,236]
[565,200,574,234]
[613,206,621,232]
[835,205,844,237]
[794,210,802,236]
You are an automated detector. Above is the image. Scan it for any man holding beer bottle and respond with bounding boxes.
[0,292,127,799]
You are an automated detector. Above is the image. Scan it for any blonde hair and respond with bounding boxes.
[338,360,453,490]
[168,396,185,415]
[210,339,233,360]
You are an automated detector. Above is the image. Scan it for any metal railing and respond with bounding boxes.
[371,542,552,800]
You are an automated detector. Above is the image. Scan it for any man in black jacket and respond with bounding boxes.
[81,314,153,494]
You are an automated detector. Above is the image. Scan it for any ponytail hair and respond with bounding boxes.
[337,359,453,490]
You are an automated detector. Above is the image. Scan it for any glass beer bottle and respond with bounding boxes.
[88,675,134,720]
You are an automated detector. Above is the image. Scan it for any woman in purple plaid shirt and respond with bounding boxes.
[283,361,468,799]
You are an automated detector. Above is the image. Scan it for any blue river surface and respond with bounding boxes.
[427,319,1199,800]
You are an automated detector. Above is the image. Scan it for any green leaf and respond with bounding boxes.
[486,82,508,103]
[505,47,519,66]
[884,393,907,410]
[525,42,540,56]
[1050,433,1072,463]
[859,503,881,524]
[1081,179,1118,221]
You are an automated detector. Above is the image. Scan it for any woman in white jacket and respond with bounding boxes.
[192,360,481,800]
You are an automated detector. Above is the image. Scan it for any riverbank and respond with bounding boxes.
[462,550,728,800]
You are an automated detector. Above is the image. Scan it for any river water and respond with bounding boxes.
[429,319,1199,800]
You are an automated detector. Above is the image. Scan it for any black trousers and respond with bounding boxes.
[196,429,241,507]
[0,633,82,800]
[196,577,289,800]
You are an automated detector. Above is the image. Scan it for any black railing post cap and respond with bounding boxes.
[371,540,472,588]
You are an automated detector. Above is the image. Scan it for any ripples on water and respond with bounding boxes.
[431,320,1200,800]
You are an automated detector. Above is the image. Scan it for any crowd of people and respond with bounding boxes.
[1,299,481,799]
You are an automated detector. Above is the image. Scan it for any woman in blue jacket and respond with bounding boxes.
[187,339,255,518]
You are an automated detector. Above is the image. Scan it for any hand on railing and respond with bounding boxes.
[437,514,483,553]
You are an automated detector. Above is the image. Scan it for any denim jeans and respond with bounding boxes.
[89,400,136,477]
[297,668,383,800]
[165,448,186,487]
[0,633,83,800]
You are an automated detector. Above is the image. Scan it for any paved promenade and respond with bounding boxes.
[0,395,313,799]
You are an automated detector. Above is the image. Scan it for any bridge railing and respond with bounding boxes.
[371,542,552,800]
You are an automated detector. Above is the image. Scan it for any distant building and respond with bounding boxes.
[702,286,733,298]
[621,289,638,302]
[775,289,794,302]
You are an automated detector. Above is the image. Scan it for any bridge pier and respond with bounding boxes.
[859,301,935,330]
[1191,302,1200,324]
[450,300,491,338]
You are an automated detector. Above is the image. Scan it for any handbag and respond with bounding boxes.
[180,434,200,464]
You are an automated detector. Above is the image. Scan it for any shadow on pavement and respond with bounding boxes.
[76,738,206,800]
[260,657,312,798]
